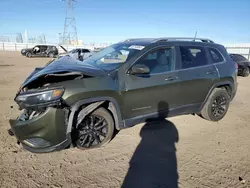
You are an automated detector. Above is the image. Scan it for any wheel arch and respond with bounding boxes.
[66,97,124,136]
[200,81,234,111]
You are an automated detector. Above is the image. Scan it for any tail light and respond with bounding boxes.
[234,62,238,69]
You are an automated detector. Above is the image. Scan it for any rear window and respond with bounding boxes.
[208,48,224,63]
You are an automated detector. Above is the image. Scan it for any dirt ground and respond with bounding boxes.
[0,51,249,188]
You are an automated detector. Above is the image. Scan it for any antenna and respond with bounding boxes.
[193,31,197,41]
[62,0,78,45]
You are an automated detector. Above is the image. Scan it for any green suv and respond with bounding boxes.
[9,38,238,153]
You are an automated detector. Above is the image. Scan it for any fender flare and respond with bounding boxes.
[200,81,234,111]
[66,97,124,135]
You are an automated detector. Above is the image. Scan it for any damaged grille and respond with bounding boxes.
[19,109,47,121]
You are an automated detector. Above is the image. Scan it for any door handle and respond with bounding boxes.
[165,76,178,81]
[206,70,217,75]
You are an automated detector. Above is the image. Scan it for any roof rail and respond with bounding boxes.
[155,37,215,43]
[120,38,153,42]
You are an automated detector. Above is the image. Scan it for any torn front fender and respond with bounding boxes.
[66,101,105,134]
[76,101,105,126]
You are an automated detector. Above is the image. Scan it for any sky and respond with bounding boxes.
[0,0,249,44]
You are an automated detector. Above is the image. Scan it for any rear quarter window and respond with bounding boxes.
[208,48,224,63]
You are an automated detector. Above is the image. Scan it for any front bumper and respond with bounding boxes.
[9,107,71,153]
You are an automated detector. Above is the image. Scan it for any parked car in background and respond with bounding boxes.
[9,37,237,153]
[93,47,105,52]
[229,54,250,77]
[21,45,59,58]
[58,48,93,61]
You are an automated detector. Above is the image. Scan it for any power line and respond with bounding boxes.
[62,0,78,45]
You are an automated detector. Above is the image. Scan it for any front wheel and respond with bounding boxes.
[242,67,249,77]
[200,88,230,121]
[26,52,32,58]
[75,107,114,149]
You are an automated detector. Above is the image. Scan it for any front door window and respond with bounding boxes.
[134,48,174,74]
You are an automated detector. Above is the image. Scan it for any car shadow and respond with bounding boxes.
[122,101,179,188]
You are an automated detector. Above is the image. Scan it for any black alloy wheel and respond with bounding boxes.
[211,95,227,117]
[75,107,114,149]
[200,88,230,121]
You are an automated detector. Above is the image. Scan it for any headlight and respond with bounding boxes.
[16,88,64,105]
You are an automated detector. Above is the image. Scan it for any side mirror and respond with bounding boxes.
[130,64,150,75]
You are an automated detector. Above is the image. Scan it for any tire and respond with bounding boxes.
[26,52,32,58]
[75,107,114,149]
[241,67,249,77]
[48,52,54,58]
[200,88,230,121]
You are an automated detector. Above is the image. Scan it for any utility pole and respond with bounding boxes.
[62,0,78,45]
[58,33,62,44]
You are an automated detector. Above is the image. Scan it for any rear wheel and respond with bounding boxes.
[242,67,249,77]
[200,88,230,121]
[48,52,54,58]
[75,107,114,149]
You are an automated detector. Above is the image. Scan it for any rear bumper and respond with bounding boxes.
[9,107,71,153]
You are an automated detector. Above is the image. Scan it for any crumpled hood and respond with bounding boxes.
[20,56,106,89]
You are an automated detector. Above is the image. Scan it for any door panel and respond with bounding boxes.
[176,64,219,107]
[39,46,47,56]
[122,72,180,119]
[121,46,180,119]
[176,45,219,108]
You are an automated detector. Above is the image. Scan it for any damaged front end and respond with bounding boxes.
[9,57,107,152]
[9,106,71,153]
[9,73,85,152]
[10,83,72,152]
[9,75,78,152]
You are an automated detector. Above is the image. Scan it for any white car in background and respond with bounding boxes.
[59,47,94,61]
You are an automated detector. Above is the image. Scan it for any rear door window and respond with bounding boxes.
[40,46,48,52]
[208,48,224,63]
[179,46,208,69]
